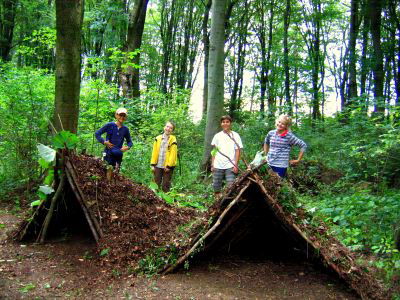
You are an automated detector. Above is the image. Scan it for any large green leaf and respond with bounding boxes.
[38,157,52,168]
[37,144,56,162]
[53,131,78,149]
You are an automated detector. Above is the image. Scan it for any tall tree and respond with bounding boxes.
[368,0,384,114]
[283,0,292,114]
[121,0,149,98]
[254,0,275,117]
[387,0,400,106]
[159,0,177,93]
[347,0,360,102]
[359,0,370,103]
[53,0,84,133]
[0,0,17,61]
[227,0,250,116]
[298,0,323,122]
[309,0,322,121]
[202,0,212,117]
[201,0,227,171]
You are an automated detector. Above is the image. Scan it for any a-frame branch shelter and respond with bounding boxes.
[15,156,102,244]
[162,170,388,300]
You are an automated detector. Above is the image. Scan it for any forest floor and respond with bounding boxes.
[0,209,359,300]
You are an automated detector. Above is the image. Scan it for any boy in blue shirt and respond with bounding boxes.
[95,107,133,170]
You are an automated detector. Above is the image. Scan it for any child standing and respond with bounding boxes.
[150,121,178,192]
[211,115,243,197]
[95,107,133,170]
[263,115,307,178]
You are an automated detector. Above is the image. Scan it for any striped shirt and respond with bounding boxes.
[264,130,307,168]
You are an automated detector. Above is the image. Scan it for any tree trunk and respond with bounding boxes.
[53,0,84,134]
[369,0,384,114]
[396,34,400,107]
[176,0,195,89]
[202,0,212,117]
[266,0,275,118]
[202,0,212,118]
[0,0,17,62]
[283,0,292,115]
[123,0,149,98]
[388,0,400,106]
[228,0,249,117]
[359,0,369,113]
[160,0,177,94]
[201,0,227,172]
[255,0,274,117]
[348,0,359,102]
[311,0,322,122]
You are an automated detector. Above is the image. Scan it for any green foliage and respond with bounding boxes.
[0,63,53,188]
[277,183,298,212]
[19,283,36,293]
[296,113,400,187]
[137,246,179,276]
[108,48,141,71]
[148,181,209,210]
[300,188,400,281]
[100,248,110,257]
[52,131,79,149]
[303,189,400,250]
[16,27,56,68]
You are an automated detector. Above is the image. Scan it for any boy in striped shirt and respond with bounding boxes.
[263,115,307,178]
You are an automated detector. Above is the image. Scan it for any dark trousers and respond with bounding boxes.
[154,167,173,192]
[270,165,287,178]
[104,147,123,167]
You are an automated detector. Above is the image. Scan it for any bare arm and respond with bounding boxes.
[290,150,305,165]
[211,146,216,172]
[263,144,269,155]
[233,148,240,173]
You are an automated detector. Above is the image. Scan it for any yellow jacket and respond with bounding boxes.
[150,134,178,168]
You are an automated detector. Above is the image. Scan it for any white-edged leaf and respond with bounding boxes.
[37,144,56,162]
[39,185,55,195]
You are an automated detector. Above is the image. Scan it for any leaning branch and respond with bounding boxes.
[37,174,66,243]
[162,180,251,274]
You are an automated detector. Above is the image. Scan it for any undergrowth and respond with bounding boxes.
[299,185,400,283]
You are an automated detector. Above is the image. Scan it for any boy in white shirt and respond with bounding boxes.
[211,115,243,198]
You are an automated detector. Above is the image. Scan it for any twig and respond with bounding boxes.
[95,180,102,226]
[37,174,66,243]
[162,181,251,274]
[48,119,58,135]
[57,114,65,131]
[215,148,243,173]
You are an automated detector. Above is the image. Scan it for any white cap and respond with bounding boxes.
[116,107,128,115]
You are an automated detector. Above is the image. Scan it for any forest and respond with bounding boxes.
[0,0,400,298]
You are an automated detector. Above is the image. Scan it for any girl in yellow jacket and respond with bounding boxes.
[150,121,178,192]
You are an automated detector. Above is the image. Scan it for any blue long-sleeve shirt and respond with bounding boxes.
[95,122,133,152]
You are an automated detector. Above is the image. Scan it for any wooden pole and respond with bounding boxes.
[162,180,251,274]
[37,174,66,243]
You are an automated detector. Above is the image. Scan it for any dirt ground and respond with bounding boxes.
[0,211,359,300]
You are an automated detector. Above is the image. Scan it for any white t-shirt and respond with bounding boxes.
[211,131,243,169]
